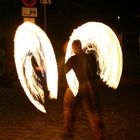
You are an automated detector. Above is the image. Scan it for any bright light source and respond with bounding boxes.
[117,16,120,20]
[65,22,123,96]
[14,22,58,113]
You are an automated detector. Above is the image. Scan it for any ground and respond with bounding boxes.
[0,50,140,140]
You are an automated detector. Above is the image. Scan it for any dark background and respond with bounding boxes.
[0,0,139,52]
[0,1,140,140]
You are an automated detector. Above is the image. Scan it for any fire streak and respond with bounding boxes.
[65,22,123,96]
[14,22,58,113]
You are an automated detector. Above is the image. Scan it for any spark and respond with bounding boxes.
[65,22,123,96]
[14,22,58,113]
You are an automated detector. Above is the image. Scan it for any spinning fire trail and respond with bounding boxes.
[14,21,123,113]
[14,22,58,113]
[65,22,123,96]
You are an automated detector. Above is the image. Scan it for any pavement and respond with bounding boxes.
[0,49,139,140]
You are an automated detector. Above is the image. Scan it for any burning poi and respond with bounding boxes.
[14,21,122,113]
[14,22,58,113]
[65,22,123,96]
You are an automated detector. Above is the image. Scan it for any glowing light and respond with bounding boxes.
[65,22,123,96]
[117,16,120,20]
[14,22,58,113]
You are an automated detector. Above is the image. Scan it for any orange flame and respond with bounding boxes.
[14,22,58,113]
[65,22,123,96]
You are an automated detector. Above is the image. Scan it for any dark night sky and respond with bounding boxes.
[0,0,139,15]
[0,0,139,24]
[0,0,139,42]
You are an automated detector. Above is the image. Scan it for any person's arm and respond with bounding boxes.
[64,56,74,74]
[35,66,44,72]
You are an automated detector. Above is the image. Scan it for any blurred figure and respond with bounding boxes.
[63,40,104,140]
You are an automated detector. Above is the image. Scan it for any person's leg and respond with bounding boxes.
[85,109,104,140]
[81,83,104,140]
[63,87,75,137]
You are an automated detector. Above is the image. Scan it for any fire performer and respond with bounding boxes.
[63,39,104,140]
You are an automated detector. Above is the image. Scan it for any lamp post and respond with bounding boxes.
[40,0,51,33]
[21,0,38,23]
[44,4,47,32]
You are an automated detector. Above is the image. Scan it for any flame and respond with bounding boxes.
[65,22,123,96]
[14,22,58,113]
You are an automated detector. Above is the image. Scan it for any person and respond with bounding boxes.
[63,40,104,140]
